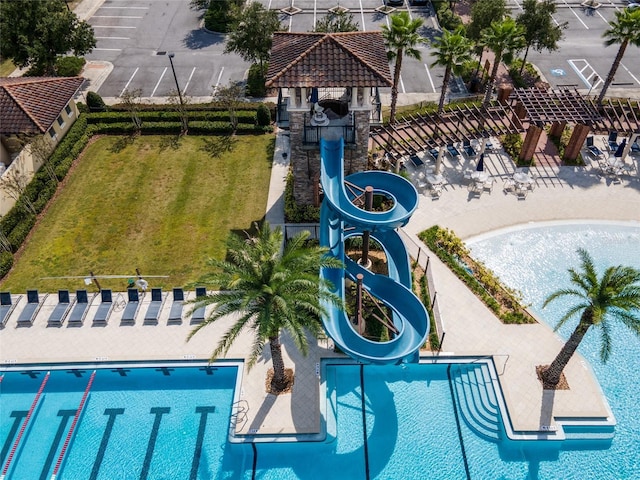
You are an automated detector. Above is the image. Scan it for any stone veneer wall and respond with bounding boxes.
[290,110,371,206]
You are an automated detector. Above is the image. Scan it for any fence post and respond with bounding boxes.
[431,291,437,310]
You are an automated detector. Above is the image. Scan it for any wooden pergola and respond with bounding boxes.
[369,103,524,160]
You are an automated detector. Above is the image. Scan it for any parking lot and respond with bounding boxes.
[85,0,640,101]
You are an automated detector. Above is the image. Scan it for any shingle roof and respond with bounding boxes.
[0,76,84,135]
[266,32,393,88]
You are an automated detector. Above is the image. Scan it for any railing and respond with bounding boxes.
[370,88,383,125]
[1,371,51,479]
[284,223,320,241]
[303,124,356,145]
[276,90,289,124]
[50,370,97,480]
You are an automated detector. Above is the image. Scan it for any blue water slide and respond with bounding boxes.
[319,138,429,364]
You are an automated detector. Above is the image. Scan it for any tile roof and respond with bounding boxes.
[0,76,84,135]
[266,32,393,88]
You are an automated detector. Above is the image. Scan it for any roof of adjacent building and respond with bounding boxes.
[265,32,393,88]
[0,76,84,135]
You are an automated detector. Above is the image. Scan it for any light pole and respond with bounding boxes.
[167,52,184,106]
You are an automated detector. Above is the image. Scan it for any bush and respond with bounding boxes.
[256,104,271,126]
[87,110,258,125]
[284,172,320,223]
[8,214,36,252]
[247,63,267,98]
[87,91,107,112]
[508,59,540,89]
[0,251,13,278]
[55,56,86,76]
[501,133,524,163]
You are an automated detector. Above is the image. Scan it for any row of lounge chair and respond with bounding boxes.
[0,287,209,328]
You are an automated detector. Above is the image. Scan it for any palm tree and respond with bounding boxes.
[479,17,525,106]
[540,248,640,389]
[430,27,474,113]
[382,11,426,124]
[187,222,344,393]
[597,9,640,105]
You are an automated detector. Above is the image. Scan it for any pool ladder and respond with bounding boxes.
[230,399,250,431]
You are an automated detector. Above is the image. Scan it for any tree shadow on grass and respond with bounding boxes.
[199,134,238,158]
[159,135,183,151]
[109,135,137,153]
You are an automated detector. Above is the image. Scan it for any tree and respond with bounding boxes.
[187,222,344,393]
[213,82,246,132]
[467,0,507,78]
[597,9,640,105]
[479,17,525,106]
[224,3,281,73]
[313,11,359,32]
[430,27,474,113]
[119,89,144,134]
[516,0,566,76]
[540,249,640,389]
[167,89,191,136]
[0,0,95,75]
[382,12,426,124]
[0,166,37,215]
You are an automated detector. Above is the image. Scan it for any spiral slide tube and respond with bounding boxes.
[319,138,429,364]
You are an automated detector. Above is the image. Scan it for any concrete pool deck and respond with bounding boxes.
[1,130,639,441]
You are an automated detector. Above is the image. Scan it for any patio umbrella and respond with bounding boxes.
[435,148,442,175]
[476,153,485,171]
[310,87,319,104]
[614,138,627,158]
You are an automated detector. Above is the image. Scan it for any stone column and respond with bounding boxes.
[497,86,513,104]
[512,103,527,130]
[519,125,543,163]
[563,123,591,162]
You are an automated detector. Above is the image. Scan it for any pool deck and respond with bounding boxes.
[1,128,639,441]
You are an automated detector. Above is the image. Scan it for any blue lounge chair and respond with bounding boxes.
[446,144,460,159]
[48,290,72,327]
[408,154,424,168]
[0,292,17,327]
[190,287,207,325]
[586,136,604,158]
[606,132,618,151]
[93,289,113,325]
[68,290,90,326]
[144,288,164,325]
[17,290,41,327]
[121,288,140,325]
[168,288,184,324]
[428,148,439,161]
[463,139,477,157]
[631,141,640,153]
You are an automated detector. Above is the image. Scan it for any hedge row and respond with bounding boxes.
[107,102,270,113]
[86,110,258,125]
[88,121,272,135]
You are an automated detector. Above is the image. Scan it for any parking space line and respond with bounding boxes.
[212,67,225,95]
[151,67,168,97]
[183,67,197,94]
[359,0,366,31]
[596,10,609,24]
[620,63,640,86]
[92,16,143,19]
[423,64,435,93]
[120,67,139,97]
[567,59,601,88]
[400,76,406,94]
[559,0,589,29]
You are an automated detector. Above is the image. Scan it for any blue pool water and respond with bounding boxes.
[468,221,640,479]
[2,222,638,479]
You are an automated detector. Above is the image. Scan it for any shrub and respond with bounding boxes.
[436,2,463,31]
[508,59,540,89]
[256,104,271,126]
[0,251,13,278]
[247,63,267,98]
[86,91,107,112]
[204,0,238,32]
[501,133,523,162]
[8,214,36,252]
[284,172,320,223]
[55,56,86,76]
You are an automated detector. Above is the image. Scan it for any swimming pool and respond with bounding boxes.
[468,221,640,479]
[2,222,638,479]
[0,364,240,480]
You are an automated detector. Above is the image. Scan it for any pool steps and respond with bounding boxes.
[450,364,501,442]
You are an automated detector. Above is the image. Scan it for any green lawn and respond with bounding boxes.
[0,59,16,77]
[1,134,274,292]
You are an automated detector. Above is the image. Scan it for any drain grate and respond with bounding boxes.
[156,51,166,55]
